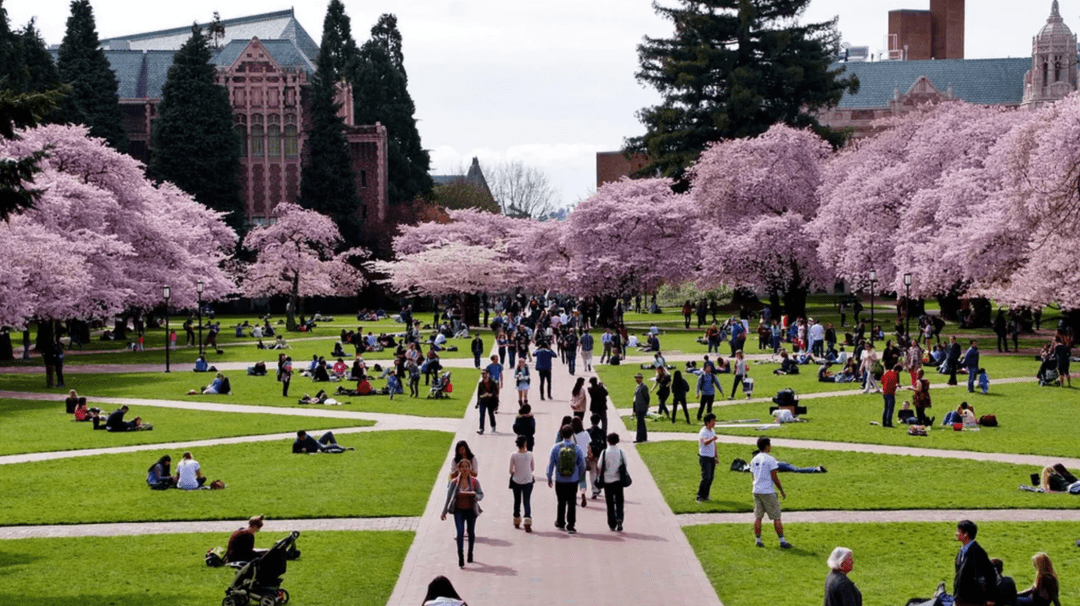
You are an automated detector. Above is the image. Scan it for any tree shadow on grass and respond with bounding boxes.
[0,593,204,606]
[0,550,45,569]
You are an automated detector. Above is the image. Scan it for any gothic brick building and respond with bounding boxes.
[79,9,387,226]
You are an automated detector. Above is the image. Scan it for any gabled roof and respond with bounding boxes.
[100,8,318,63]
[48,48,177,98]
[213,39,315,74]
[831,58,1031,108]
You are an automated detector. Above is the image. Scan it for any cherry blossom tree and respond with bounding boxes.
[0,124,236,357]
[242,202,366,330]
[689,124,832,319]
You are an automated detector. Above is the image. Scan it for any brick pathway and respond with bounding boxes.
[0,517,420,540]
[386,352,722,606]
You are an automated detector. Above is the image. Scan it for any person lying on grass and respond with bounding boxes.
[297,390,343,405]
[1020,465,1080,494]
[187,372,231,395]
[292,430,352,453]
[731,450,826,474]
[95,405,152,431]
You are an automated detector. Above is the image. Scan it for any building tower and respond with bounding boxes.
[1023,0,1078,109]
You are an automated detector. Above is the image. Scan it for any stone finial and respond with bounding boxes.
[1050,0,1061,22]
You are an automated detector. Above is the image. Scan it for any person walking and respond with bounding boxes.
[697,414,719,503]
[824,547,862,606]
[670,370,692,424]
[280,356,293,397]
[860,344,880,394]
[633,372,650,443]
[476,370,498,435]
[963,341,980,393]
[508,436,534,533]
[751,437,792,549]
[880,364,900,428]
[563,329,578,375]
[696,365,724,421]
[579,330,594,372]
[652,366,671,418]
[533,341,555,401]
[514,358,531,406]
[569,377,587,421]
[952,519,998,606]
[587,377,609,435]
[547,424,586,534]
[441,459,484,568]
[730,350,749,399]
[597,432,627,531]
[470,333,485,369]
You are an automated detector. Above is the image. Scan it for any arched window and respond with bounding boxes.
[268,124,281,157]
[284,124,298,157]
[234,124,247,157]
[251,125,264,157]
[1043,61,1049,87]
[1055,60,1062,83]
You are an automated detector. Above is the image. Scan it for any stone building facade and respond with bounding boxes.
[88,9,387,226]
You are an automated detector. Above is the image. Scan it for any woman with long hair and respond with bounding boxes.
[508,435,535,532]
[571,416,592,507]
[570,377,587,420]
[912,368,933,425]
[451,440,478,480]
[146,455,175,489]
[422,575,466,606]
[1016,552,1060,606]
[514,357,531,406]
[440,460,483,569]
[652,366,671,417]
[730,350,749,400]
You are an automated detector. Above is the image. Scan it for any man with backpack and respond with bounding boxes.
[547,424,586,534]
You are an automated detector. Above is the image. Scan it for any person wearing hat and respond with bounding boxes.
[632,373,650,443]
[226,515,268,563]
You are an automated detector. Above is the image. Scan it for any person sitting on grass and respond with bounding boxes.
[97,405,151,431]
[331,342,347,358]
[942,402,976,426]
[331,358,349,379]
[226,515,269,563]
[817,362,835,383]
[773,351,800,375]
[146,454,176,490]
[272,335,288,349]
[350,358,367,381]
[175,451,206,490]
[64,389,80,414]
[190,372,231,395]
[246,361,267,376]
[292,430,352,453]
[73,398,101,422]
[193,356,211,372]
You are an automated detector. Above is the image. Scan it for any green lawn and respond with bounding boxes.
[0,398,374,456]
[0,430,452,525]
[640,442,1073,514]
[686,522,1080,606]
[626,382,1080,459]
[0,369,480,418]
[0,530,412,606]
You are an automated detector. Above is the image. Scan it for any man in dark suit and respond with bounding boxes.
[953,520,998,606]
[947,336,962,386]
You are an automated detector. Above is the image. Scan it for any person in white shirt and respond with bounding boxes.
[175,451,205,490]
[697,414,719,502]
[750,437,791,549]
[598,432,627,532]
[627,334,639,348]
[508,436,535,532]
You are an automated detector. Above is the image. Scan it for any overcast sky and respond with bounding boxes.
[7,0,1068,207]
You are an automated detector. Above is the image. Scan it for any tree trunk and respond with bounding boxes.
[936,291,962,322]
[462,293,481,328]
[597,295,618,328]
[287,275,299,331]
[769,292,783,320]
[0,331,13,361]
[783,287,808,322]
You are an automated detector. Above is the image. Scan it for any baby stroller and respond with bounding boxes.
[1039,366,1061,387]
[428,371,453,399]
[222,531,300,606]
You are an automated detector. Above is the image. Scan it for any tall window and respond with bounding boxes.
[268,124,281,157]
[284,124,298,157]
[234,124,247,157]
[251,125,265,157]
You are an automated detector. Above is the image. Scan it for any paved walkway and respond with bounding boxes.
[386,354,723,606]
[0,517,419,539]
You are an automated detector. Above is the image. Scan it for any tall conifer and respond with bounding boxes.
[353,14,432,206]
[55,0,127,151]
[149,25,244,234]
[299,1,361,246]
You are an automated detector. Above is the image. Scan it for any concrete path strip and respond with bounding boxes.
[0,517,420,540]
[678,509,1080,526]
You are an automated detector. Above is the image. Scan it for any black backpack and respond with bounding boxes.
[772,388,796,407]
[587,426,606,458]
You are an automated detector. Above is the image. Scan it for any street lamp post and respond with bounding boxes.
[197,280,204,358]
[868,270,877,345]
[163,285,171,373]
[903,273,913,341]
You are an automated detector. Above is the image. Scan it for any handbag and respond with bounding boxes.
[618,451,632,488]
[594,451,607,489]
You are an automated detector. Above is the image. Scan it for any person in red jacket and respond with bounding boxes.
[880,364,901,428]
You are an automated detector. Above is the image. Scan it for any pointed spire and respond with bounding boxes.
[1050,0,1062,22]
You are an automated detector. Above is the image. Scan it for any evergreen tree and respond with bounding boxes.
[624,0,858,187]
[299,4,361,247]
[149,25,244,234]
[55,0,127,151]
[353,14,433,206]
[320,0,360,81]
[0,3,18,85]
[17,20,63,97]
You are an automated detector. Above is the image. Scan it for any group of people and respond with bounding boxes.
[145,451,210,490]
